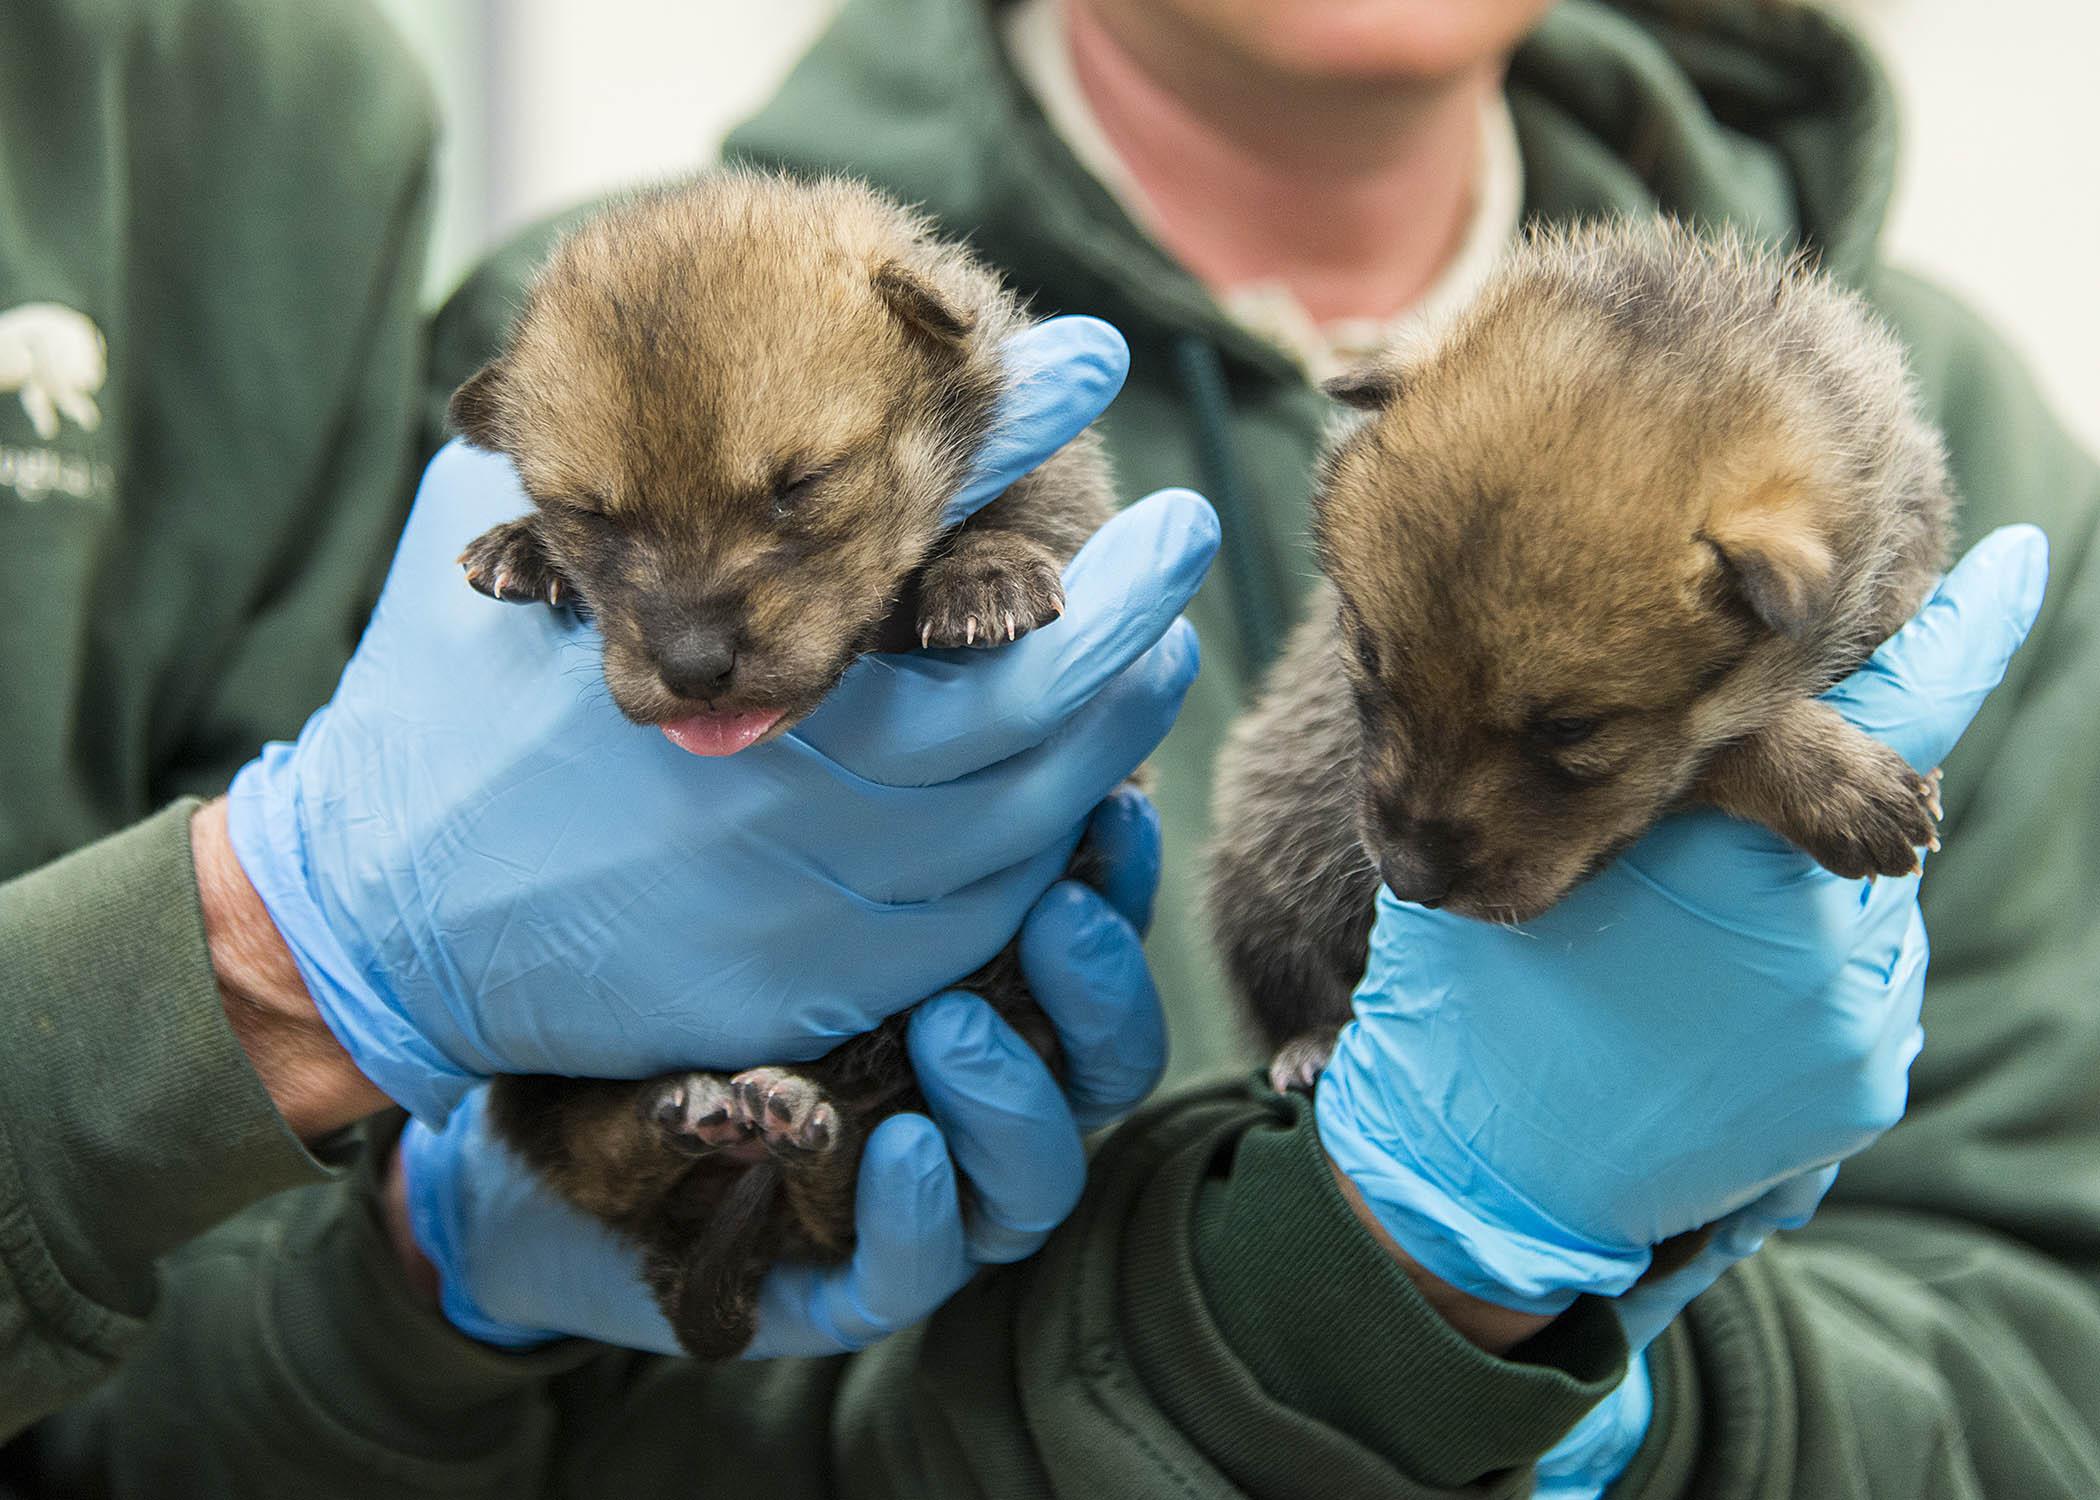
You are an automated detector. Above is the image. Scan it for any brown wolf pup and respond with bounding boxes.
[448,170,1114,1357]
[1209,219,1954,1096]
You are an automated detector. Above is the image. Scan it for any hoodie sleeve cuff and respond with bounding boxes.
[1176,1087,1628,1488]
[0,801,330,1316]
[261,1116,601,1461]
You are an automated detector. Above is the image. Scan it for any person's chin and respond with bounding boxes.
[1215,0,1552,82]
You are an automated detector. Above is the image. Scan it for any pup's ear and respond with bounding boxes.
[1702,485,1836,637]
[449,360,513,452]
[873,261,974,348]
[1321,360,1406,411]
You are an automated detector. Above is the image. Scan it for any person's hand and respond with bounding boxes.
[394,790,1167,1356]
[224,318,1217,1123]
[1325,526,2047,1495]
[1318,524,2050,1320]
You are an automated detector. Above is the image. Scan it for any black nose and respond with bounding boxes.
[655,624,740,700]
[1378,820,1469,906]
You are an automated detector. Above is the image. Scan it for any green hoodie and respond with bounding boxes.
[0,0,433,1445]
[13,2,2100,1497]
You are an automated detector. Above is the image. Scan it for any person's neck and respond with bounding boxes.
[1066,1,1494,325]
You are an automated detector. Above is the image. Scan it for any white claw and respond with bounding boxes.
[547,579,562,605]
[1004,611,1016,641]
[965,616,978,645]
[493,571,511,596]
[920,622,933,649]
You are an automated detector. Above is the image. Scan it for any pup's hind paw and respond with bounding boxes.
[1268,1029,1342,1095]
[1794,754,1943,880]
[729,1067,840,1155]
[917,534,1065,649]
[644,1072,755,1155]
[459,517,571,607]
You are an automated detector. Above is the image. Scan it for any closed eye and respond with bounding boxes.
[545,491,616,527]
[1529,715,1599,748]
[1336,601,1381,678]
[774,461,838,515]
[1351,630,1381,678]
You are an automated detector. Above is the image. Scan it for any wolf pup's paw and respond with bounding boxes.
[460,518,571,607]
[728,1068,841,1155]
[1268,1028,1344,1095]
[1793,747,1943,880]
[645,1072,757,1155]
[917,533,1066,649]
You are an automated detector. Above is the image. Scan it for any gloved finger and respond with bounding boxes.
[908,992,1087,1264]
[396,441,533,581]
[746,1113,970,1357]
[1018,881,1167,1130]
[401,1095,683,1354]
[1820,902,1928,1151]
[797,489,1218,785]
[943,318,1130,527]
[828,618,1199,902]
[358,445,611,724]
[398,1109,551,1349]
[1821,524,2048,771]
[1079,785,1163,936]
[1533,1354,1654,1497]
[361,443,542,644]
[667,832,1087,1067]
[1610,1165,1840,1355]
[1732,1164,1840,1238]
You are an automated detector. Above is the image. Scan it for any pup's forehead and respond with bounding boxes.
[1321,433,1733,720]
[505,220,934,506]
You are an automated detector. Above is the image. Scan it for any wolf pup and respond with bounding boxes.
[448,170,1114,1357]
[1209,219,1953,1092]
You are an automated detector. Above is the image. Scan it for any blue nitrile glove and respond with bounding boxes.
[225,318,1217,1123]
[1313,528,2048,1495]
[401,788,1167,1356]
[1534,1167,1835,1495]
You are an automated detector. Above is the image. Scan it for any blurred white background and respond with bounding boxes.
[374,0,2099,452]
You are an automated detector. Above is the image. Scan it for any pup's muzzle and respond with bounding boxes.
[1377,819,1470,907]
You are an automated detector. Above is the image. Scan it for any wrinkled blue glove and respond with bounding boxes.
[1314,527,2048,1494]
[401,787,1166,1356]
[225,318,1219,1122]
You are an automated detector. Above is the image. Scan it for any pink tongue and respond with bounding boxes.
[660,708,786,757]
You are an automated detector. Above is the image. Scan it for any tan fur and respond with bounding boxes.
[453,170,1116,1358]
[1209,219,1952,1064]
[453,168,1108,733]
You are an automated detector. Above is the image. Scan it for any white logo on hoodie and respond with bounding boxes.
[0,302,106,441]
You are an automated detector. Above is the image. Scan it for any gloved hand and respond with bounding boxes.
[1318,524,2046,1319]
[400,788,1167,1356]
[226,318,1218,1122]
[1321,526,2048,1496]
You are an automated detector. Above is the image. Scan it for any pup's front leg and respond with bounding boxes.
[459,517,571,607]
[1697,699,1943,878]
[917,528,1065,648]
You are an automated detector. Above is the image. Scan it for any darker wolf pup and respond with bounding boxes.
[1210,219,1952,1091]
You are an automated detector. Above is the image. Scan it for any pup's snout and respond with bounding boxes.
[1377,819,1471,907]
[655,621,742,700]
